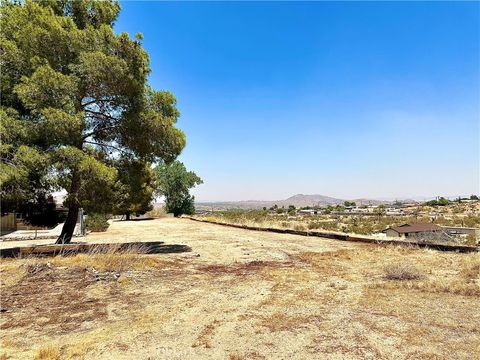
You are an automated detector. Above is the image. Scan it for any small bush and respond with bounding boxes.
[34,346,60,360]
[384,263,422,281]
[294,224,306,231]
[465,233,478,245]
[308,222,320,230]
[460,255,480,282]
[85,213,110,232]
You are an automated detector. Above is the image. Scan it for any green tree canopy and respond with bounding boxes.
[155,161,202,217]
[0,0,185,242]
[113,158,157,220]
[425,197,450,207]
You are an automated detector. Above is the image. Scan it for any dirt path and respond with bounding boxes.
[88,217,359,262]
[1,218,357,261]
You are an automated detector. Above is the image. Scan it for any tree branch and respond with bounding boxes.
[81,98,112,108]
[82,123,119,140]
[83,141,128,155]
[84,109,118,121]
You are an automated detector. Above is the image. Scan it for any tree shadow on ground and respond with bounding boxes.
[113,217,157,222]
[0,241,192,258]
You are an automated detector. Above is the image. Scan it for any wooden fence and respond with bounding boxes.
[1,213,16,235]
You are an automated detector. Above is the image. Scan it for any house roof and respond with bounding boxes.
[388,223,441,234]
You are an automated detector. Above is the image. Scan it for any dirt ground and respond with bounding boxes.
[1,218,479,359]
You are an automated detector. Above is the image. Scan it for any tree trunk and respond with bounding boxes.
[126,212,131,221]
[56,170,81,244]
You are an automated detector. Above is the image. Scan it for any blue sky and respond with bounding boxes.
[116,1,479,201]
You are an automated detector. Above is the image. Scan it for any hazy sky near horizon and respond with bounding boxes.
[116,1,479,201]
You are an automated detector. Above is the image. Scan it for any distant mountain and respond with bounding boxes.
[195,194,387,210]
[280,194,344,207]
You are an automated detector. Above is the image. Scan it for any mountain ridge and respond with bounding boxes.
[194,193,387,210]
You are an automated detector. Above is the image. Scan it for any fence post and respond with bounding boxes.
[79,208,85,236]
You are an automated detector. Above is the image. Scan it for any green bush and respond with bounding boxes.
[86,213,110,232]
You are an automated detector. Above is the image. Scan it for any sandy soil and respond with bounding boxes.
[1,218,479,359]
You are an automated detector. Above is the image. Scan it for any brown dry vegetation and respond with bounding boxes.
[1,218,479,359]
[197,205,480,240]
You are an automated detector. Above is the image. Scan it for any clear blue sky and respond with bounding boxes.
[116,1,479,201]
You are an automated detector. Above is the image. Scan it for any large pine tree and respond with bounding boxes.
[0,0,185,243]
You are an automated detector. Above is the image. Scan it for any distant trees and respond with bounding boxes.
[425,197,450,206]
[375,204,386,214]
[456,195,479,202]
[155,161,202,217]
[113,158,157,220]
[344,201,356,207]
[324,206,333,214]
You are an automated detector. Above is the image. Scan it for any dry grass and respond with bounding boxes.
[17,243,163,273]
[383,262,423,280]
[228,354,244,360]
[197,206,480,239]
[1,218,479,359]
[371,252,480,296]
[256,312,321,332]
[460,253,480,282]
[33,346,60,360]
[229,352,265,360]
[192,319,220,348]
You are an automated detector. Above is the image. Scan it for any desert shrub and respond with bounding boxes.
[294,224,306,231]
[34,346,60,360]
[463,215,480,228]
[86,213,110,232]
[465,233,478,245]
[460,254,480,282]
[384,263,422,281]
[308,222,321,230]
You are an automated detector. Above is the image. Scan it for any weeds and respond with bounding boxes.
[34,346,60,360]
[21,243,159,273]
[192,320,219,348]
[383,263,423,281]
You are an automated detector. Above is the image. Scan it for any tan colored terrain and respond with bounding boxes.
[1,218,479,359]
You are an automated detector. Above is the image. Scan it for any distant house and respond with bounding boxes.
[385,208,404,216]
[385,223,442,238]
[299,209,318,215]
